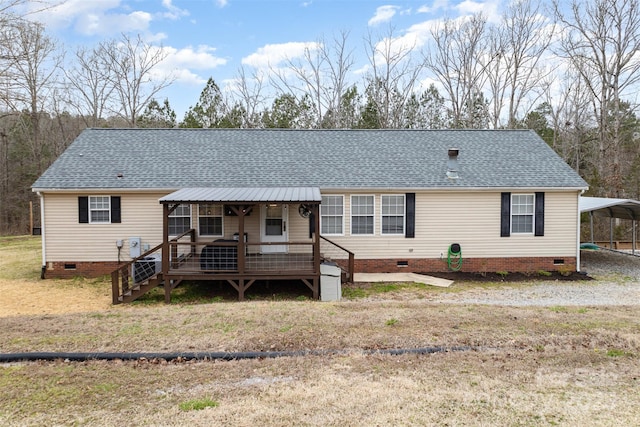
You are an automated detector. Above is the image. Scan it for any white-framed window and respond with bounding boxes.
[381,195,405,235]
[198,204,223,236]
[169,204,191,235]
[321,195,344,235]
[351,195,374,235]
[89,196,110,223]
[511,194,534,234]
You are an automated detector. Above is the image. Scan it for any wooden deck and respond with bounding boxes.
[111,235,354,304]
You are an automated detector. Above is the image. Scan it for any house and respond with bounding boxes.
[32,128,588,302]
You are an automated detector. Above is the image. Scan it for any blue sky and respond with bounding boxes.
[24,0,504,119]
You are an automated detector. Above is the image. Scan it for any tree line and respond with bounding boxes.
[1,0,640,235]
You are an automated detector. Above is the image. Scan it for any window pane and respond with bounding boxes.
[321,196,343,235]
[91,210,110,223]
[199,204,222,216]
[199,204,222,236]
[511,195,534,233]
[199,217,222,236]
[382,195,404,234]
[382,216,404,234]
[265,218,282,235]
[322,216,342,234]
[352,216,373,234]
[89,196,110,223]
[169,204,191,235]
[351,195,374,235]
[169,217,191,235]
[512,215,533,233]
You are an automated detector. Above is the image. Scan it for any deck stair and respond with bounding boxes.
[111,244,164,304]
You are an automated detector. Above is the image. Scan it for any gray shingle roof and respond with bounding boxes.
[32,128,588,191]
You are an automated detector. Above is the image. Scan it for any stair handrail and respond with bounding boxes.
[111,243,163,304]
[319,235,355,282]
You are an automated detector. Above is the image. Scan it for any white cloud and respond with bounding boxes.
[75,10,153,36]
[25,0,121,30]
[24,0,190,37]
[216,0,229,7]
[241,41,321,69]
[368,5,399,26]
[161,0,190,20]
[417,0,449,14]
[156,45,228,85]
[455,0,500,22]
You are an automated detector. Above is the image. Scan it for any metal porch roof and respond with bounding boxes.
[159,187,322,204]
[579,196,640,219]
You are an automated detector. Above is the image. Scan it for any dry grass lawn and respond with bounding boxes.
[0,236,639,426]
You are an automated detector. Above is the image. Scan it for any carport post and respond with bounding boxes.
[633,220,636,255]
[590,212,594,243]
[610,217,614,249]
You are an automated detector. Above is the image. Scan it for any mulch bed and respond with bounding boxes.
[423,271,593,282]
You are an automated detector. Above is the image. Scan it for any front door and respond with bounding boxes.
[261,204,288,253]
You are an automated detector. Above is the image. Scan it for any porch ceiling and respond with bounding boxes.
[159,187,322,204]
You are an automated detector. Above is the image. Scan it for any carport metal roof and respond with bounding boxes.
[159,187,322,204]
[579,196,640,219]
[580,196,640,254]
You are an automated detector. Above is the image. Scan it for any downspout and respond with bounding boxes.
[37,192,46,279]
[577,190,584,272]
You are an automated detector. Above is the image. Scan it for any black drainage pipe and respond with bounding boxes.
[0,346,472,363]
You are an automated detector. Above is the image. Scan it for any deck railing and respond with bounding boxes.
[167,240,316,274]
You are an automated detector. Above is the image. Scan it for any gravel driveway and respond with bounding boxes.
[432,249,640,306]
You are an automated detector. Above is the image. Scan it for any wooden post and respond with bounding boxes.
[238,206,246,274]
[29,201,33,234]
[313,204,320,275]
[162,204,171,303]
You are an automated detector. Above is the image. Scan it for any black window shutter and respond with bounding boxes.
[111,196,121,223]
[500,192,511,237]
[308,212,315,239]
[78,196,89,223]
[405,193,415,238]
[534,192,544,236]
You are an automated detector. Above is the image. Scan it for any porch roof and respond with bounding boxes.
[159,187,322,204]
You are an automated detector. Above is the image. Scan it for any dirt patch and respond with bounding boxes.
[0,278,111,317]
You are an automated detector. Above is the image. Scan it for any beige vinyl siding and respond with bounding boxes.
[43,192,167,262]
[320,190,579,260]
[44,194,315,262]
[43,190,579,263]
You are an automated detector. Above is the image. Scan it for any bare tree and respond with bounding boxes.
[63,46,115,127]
[98,34,174,127]
[363,27,424,128]
[425,14,491,128]
[2,19,60,173]
[231,66,267,128]
[540,68,595,174]
[485,0,554,128]
[554,0,640,196]
[269,30,355,128]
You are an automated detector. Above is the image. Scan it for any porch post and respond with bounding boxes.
[238,206,246,274]
[162,203,171,303]
[313,203,320,274]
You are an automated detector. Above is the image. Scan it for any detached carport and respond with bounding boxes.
[579,196,640,254]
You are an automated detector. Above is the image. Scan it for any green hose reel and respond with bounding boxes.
[447,243,462,271]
